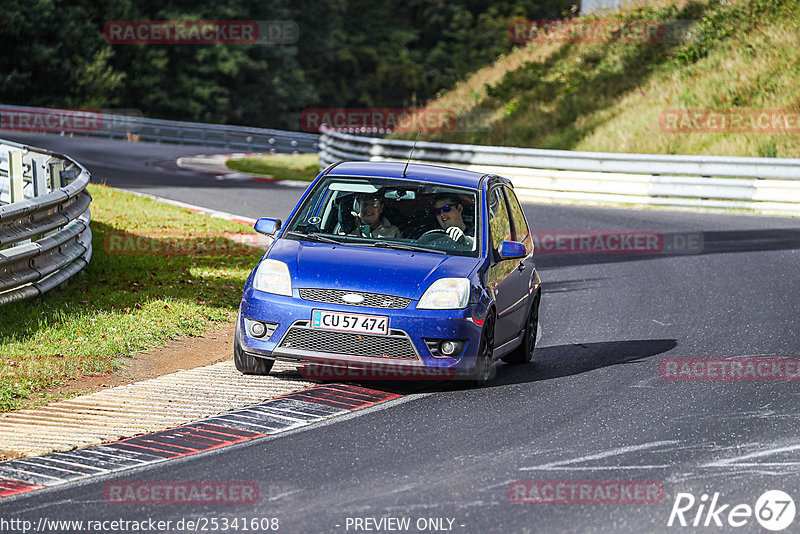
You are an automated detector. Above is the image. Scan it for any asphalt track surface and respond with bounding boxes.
[1,132,308,221]
[2,133,800,533]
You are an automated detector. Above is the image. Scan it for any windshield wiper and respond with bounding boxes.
[285,231,346,245]
[371,241,446,254]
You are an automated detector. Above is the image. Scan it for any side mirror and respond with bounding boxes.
[254,217,282,236]
[499,240,526,260]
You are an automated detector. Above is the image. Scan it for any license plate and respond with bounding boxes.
[311,310,389,335]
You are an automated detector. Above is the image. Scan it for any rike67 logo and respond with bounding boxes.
[668,490,796,531]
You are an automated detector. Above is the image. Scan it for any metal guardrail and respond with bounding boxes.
[0,105,319,154]
[318,128,800,213]
[0,139,92,305]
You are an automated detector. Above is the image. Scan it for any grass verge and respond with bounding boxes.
[401,0,800,158]
[0,184,263,412]
[226,153,320,182]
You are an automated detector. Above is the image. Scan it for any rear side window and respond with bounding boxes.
[488,187,512,250]
[505,187,532,254]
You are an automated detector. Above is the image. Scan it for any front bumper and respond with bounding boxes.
[238,286,486,372]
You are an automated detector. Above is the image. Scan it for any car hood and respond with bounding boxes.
[266,238,482,300]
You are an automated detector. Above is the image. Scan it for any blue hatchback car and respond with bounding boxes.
[235,161,541,385]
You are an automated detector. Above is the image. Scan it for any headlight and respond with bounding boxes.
[252,259,292,296]
[417,278,470,310]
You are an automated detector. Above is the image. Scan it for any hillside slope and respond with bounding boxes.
[406,0,800,158]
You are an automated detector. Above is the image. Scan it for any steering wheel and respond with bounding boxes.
[417,228,451,244]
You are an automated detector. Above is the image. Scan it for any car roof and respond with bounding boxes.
[324,161,488,189]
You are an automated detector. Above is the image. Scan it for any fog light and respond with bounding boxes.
[250,321,267,338]
[440,341,457,356]
[244,318,278,340]
[424,338,466,358]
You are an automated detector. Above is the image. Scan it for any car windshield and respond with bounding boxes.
[284,176,479,257]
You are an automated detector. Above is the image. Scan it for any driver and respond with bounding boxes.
[355,193,402,238]
[433,193,474,247]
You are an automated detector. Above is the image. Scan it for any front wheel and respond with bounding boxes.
[471,313,496,387]
[233,324,275,375]
[503,290,540,364]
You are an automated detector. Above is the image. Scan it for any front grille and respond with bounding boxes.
[299,288,411,310]
[277,324,417,359]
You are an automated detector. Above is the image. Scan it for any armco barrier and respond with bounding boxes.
[318,128,800,214]
[0,139,92,305]
[0,105,319,154]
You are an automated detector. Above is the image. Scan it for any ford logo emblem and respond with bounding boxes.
[342,293,365,304]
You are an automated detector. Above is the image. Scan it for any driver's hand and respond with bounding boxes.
[446,226,464,242]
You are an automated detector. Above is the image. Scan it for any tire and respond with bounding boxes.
[503,290,540,364]
[471,313,496,387]
[233,323,275,375]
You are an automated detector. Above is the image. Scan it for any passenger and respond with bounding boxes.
[433,193,474,247]
[355,193,402,238]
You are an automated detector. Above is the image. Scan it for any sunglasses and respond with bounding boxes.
[433,204,453,216]
[359,199,381,208]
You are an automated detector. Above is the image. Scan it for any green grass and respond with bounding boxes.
[400,0,800,158]
[226,153,320,182]
[0,184,263,412]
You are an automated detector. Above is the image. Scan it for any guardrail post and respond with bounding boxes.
[49,161,64,189]
[8,150,24,203]
[32,157,48,197]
